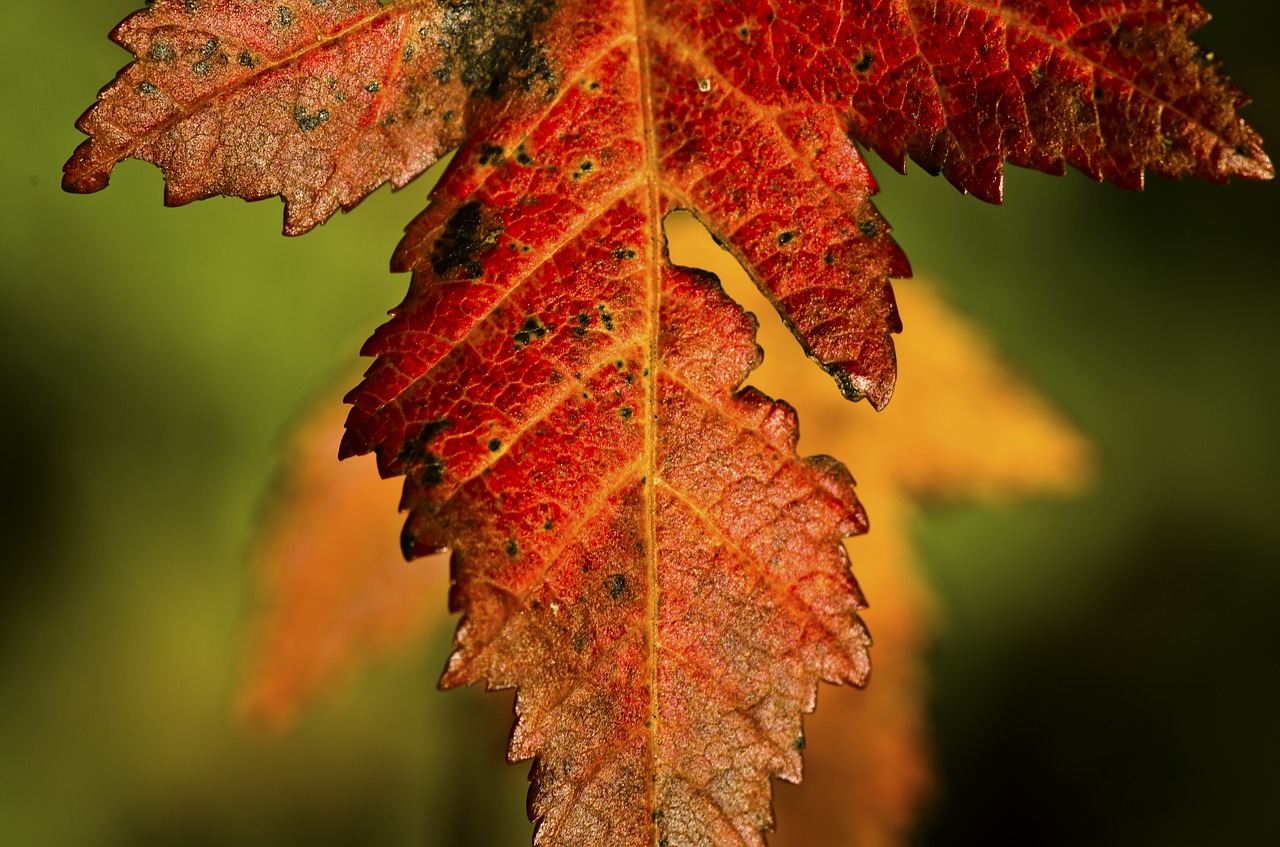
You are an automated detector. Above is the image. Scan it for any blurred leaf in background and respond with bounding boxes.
[1,1,1277,845]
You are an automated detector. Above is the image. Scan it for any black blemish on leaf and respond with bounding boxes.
[824,253,835,265]
[238,51,255,67]
[608,574,626,598]
[572,633,585,652]
[149,43,176,62]
[477,143,505,165]
[199,39,218,58]
[435,0,558,100]
[365,80,380,92]
[777,230,794,245]
[506,538,519,557]
[136,81,159,96]
[398,418,453,464]
[620,406,633,420]
[418,454,446,487]
[403,44,415,61]
[431,200,503,279]
[855,50,874,73]
[859,219,880,238]
[513,315,547,348]
[1093,85,1106,102]
[294,106,329,132]
[794,734,806,750]
[612,247,637,260]
[278,6,293,26]
[543,519,554,531]
[488,438,501,452]
[516,148,533,165]
[597,304,614,331]
[192,60,210,76]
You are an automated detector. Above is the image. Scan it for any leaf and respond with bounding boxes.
[238,244,1093,845]
[239,398,450,732]
[66,1,1266,845]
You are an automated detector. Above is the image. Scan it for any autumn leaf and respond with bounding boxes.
[238,235,1093,845]
[239,399,450,732]
[67,1,1267,845]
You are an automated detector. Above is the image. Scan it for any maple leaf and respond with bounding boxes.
[66,1,1268,845]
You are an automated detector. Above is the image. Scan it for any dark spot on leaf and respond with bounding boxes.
[192,60,210,76]
[431,200,503,279]
[612,247,637,260]
[435,0,558,100]
[572,634,585,652]
[278,5,293,26]
[136,81,159,96]
[620,406,633,420]
[488,438,501,452]
[608,574,626,598]
[794,734,806,750]
[149,43,175,62]
[855,50,873,73]
[403,44,415,61]
[507,538,519,557]
[478,143,505,165]
[777,230,794,245]
[514,315,548,348]
[597,304,614,331]
[418,454,445,487]
[238,51,255,67]
[859,219,879,238]
[543,519,554,531]
[294,106,329,132]
[516,148,533,165]
[824,254,835,265]
[1093,85,1106,102]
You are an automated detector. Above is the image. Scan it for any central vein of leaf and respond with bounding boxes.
[630,0,661,837]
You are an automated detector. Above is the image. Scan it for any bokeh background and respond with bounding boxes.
[2,1,1277,844]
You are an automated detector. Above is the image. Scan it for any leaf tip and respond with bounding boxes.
[61,143,111,195]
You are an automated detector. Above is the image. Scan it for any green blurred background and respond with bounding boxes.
[2,1,1277,844]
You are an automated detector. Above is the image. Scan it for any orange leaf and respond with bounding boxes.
[239,400,449,732]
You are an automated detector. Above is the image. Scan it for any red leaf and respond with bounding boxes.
[66,1,1267,844]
